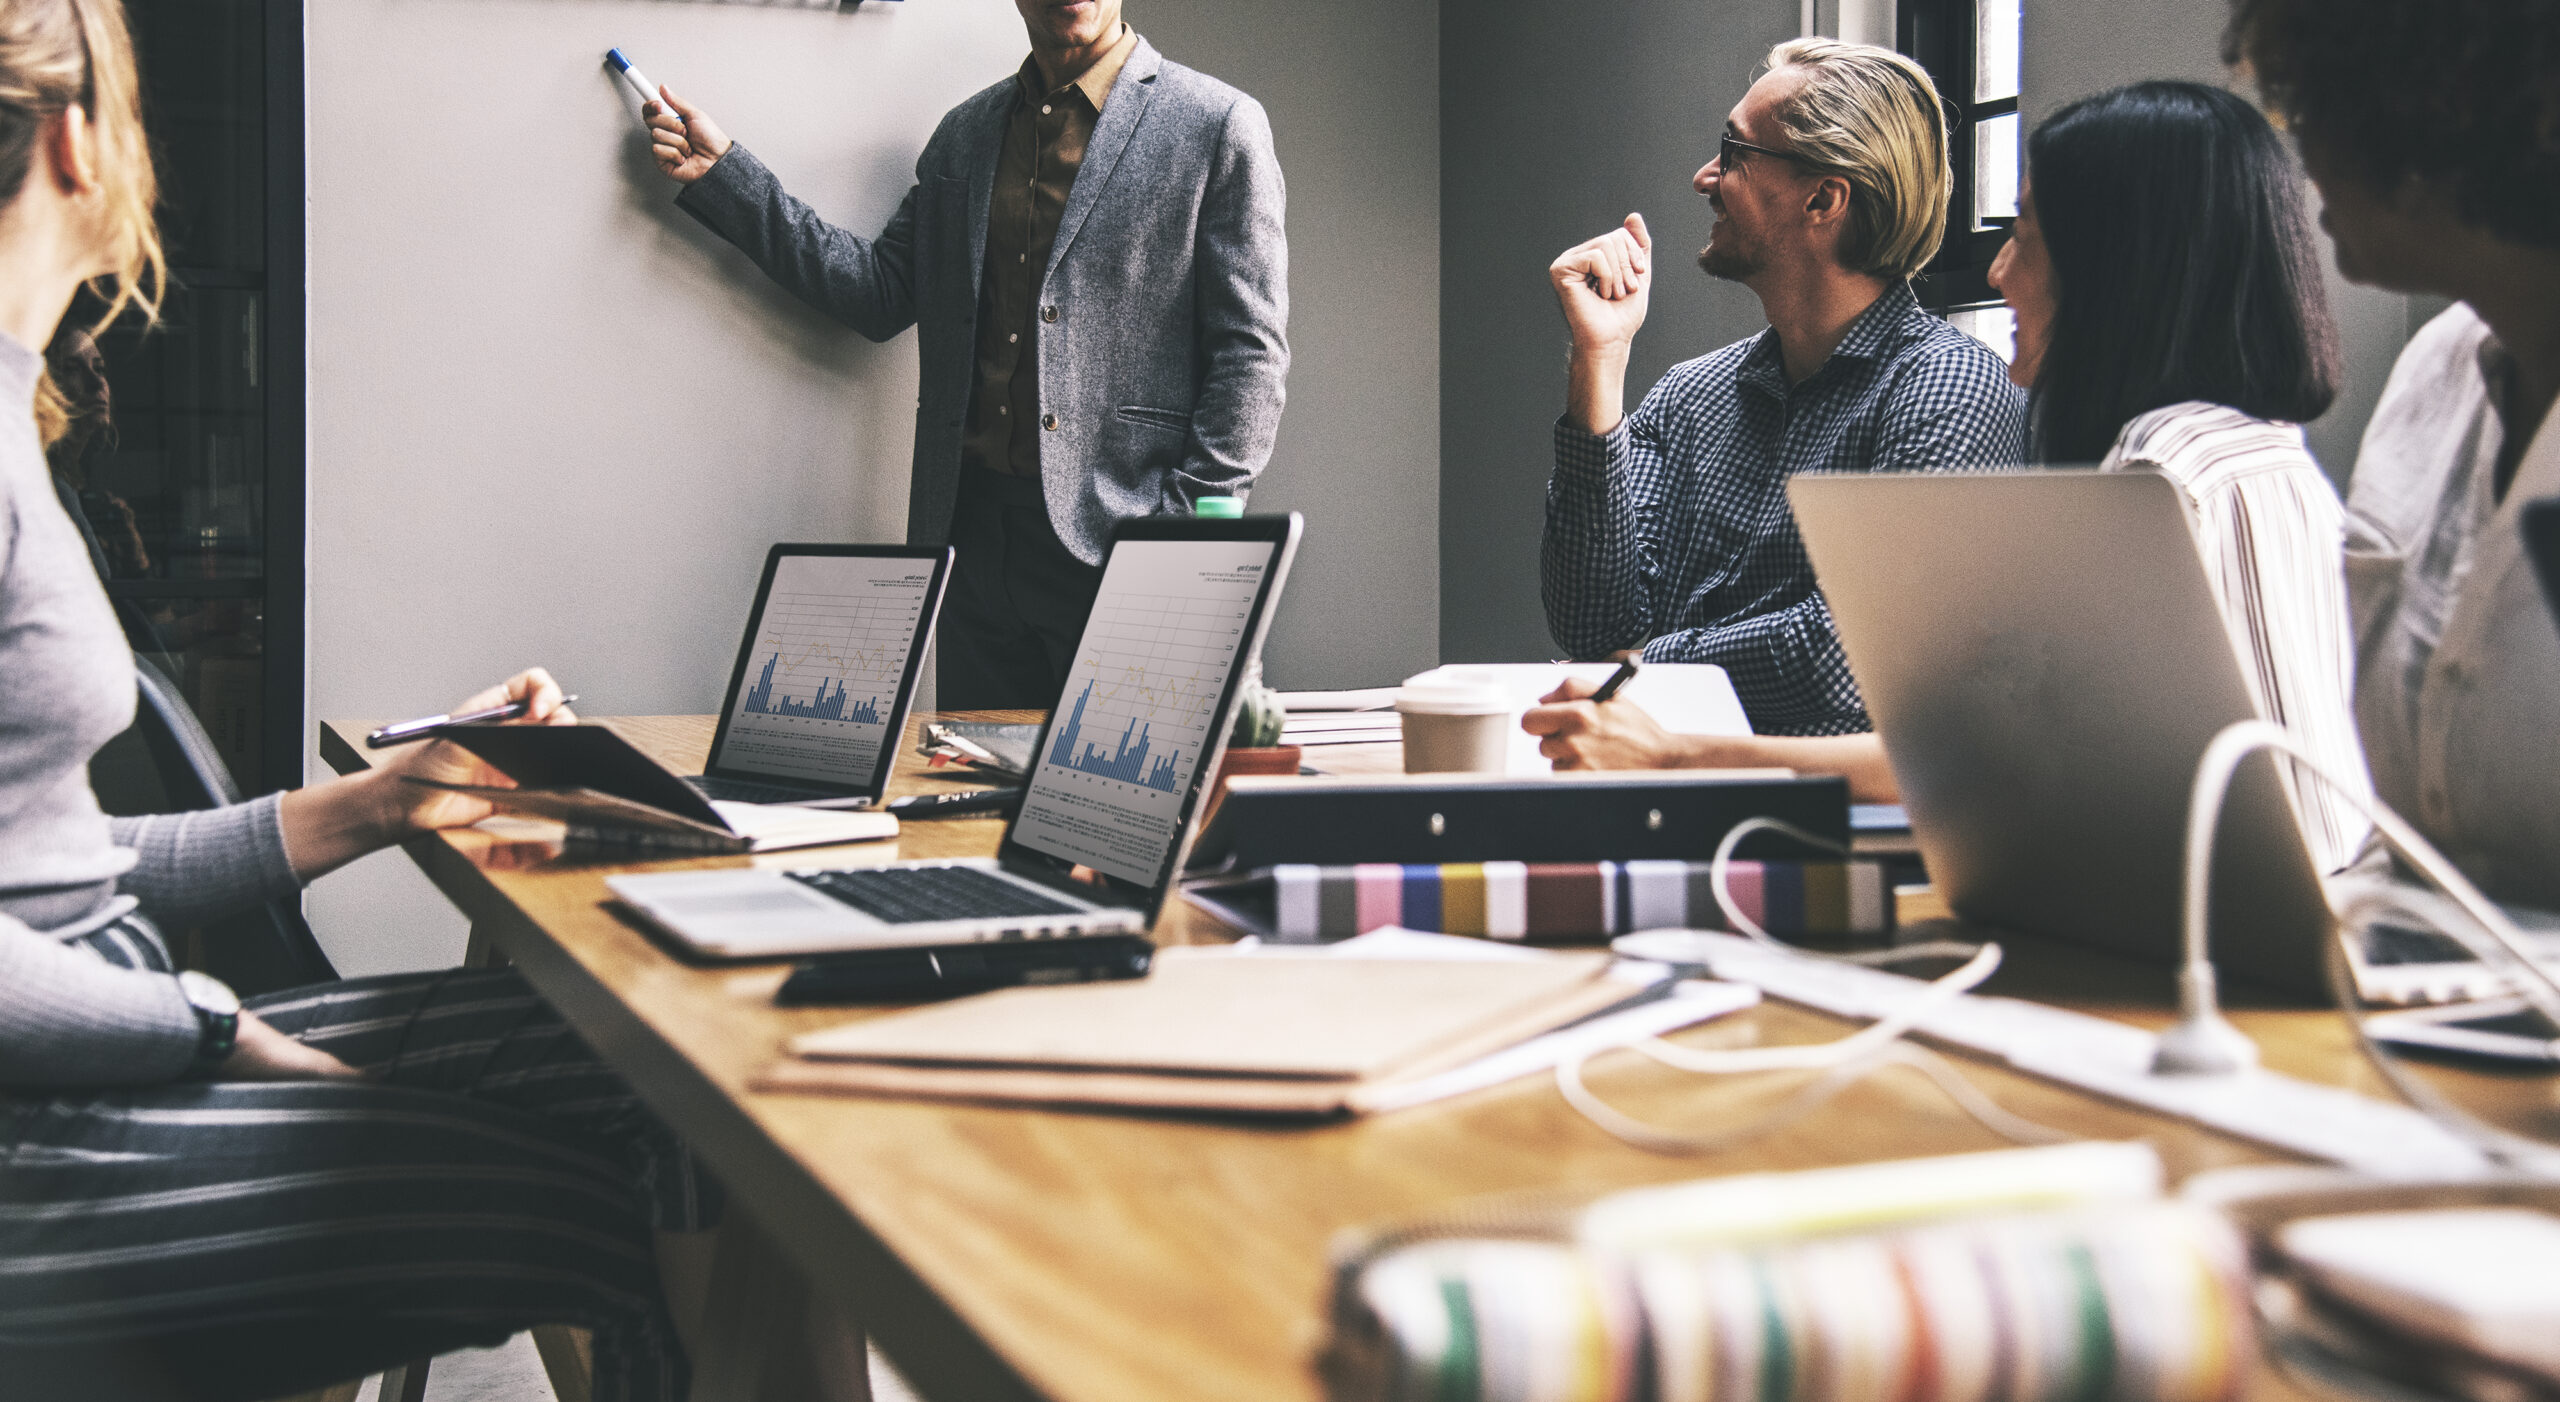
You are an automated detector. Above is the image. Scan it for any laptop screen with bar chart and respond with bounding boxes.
[701,544,953,804]
[1002,517,1299,900]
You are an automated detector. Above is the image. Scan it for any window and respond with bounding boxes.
[1900,0,2021,335]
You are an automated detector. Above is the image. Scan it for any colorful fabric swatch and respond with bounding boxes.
[1327,1204,2252,1402]
[1267,861,1892,943]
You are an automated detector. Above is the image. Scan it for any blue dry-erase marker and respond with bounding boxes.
[605,48,663,120]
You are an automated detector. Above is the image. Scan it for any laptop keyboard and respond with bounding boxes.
[789,866,1088,925]
[688,775,842,806]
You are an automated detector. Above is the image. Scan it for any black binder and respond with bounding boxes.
[1185,771,1850,871]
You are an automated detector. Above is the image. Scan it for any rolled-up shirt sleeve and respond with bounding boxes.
[0,911,198,1087]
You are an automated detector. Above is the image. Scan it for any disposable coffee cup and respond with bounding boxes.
[1396,680,1512,774]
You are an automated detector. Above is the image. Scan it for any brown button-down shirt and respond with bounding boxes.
[960,26,1141,480]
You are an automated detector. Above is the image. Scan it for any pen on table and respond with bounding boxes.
[366,695,578,749]
[1587,659,1640,705]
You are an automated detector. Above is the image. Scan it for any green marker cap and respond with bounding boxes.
[1194,495,1245,519]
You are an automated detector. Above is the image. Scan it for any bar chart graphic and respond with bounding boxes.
[710,556,935,788]
[1032,585,1253,799]
[739,654,885,724]
[1048,682,1183,791]
[1011,540,1274,886]
[740,588,918,721]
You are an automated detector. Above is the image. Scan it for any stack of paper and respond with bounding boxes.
[758,935,1755,1118]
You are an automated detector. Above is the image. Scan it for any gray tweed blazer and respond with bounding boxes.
[677,38,1289,564]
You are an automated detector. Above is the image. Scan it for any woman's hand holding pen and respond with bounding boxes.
[645,87,732,183]
[373,669,580,838]
[277,669,578,882]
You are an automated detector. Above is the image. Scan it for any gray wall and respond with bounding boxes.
[302,1,1440,975]
[1441,0,1804,664]
[1139,0,1442,692]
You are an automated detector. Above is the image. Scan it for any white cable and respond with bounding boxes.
[1559,1038,2071,1156]
[1548,818,2042,1156]
[2179,720,2560,1169]
[1708,816,1983,967]
[1629,942,2002,1074]
[1555,939,2073,1153]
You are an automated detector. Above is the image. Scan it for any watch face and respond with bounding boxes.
[179,970,241,1017]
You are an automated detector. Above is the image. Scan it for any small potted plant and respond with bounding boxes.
[1205,663,1298,824]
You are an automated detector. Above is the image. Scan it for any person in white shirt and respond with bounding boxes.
[1526,81,2373,873]
[2226,0,2560,910]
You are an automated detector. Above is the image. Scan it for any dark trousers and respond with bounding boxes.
[938,468,1104,711]
[0,923,715,1402]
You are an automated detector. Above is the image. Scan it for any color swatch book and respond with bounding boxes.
[1184,859,1896,943]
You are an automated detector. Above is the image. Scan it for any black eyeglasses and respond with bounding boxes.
[1719,131,1818,173]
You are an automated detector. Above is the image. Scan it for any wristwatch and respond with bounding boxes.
[176,970,241,1068]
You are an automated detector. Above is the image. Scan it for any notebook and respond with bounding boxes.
[760,946,1642,1115]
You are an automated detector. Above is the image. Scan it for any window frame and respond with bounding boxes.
[1899,0,2018,313]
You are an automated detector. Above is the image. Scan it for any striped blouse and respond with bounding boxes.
[2100,401,2373,873]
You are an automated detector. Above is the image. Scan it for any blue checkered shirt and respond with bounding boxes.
[1542,282,2029,735]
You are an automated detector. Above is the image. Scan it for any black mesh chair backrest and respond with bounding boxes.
[87,655,339,996]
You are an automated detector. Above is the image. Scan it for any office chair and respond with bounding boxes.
[87,654,340,994]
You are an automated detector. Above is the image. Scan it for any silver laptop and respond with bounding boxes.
[610,513,1303,959]
[686,543,955,810]
[1789,469,2335,995]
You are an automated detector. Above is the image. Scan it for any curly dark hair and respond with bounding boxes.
[2226,0,2560,249]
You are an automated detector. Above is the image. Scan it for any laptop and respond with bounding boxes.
[686,544,954,810]
[1788,469,2335,996]
[609,513,1303,958]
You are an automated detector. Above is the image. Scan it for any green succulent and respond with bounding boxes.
[1230,666,1287,748]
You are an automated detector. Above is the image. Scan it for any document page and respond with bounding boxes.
[710,555,935,787]
[1012,538,1275,885]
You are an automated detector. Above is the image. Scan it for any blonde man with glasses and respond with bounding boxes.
[1540,39,2026,737]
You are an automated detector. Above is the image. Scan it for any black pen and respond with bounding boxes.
[366,694,579,749]
[1587,659,1640,704]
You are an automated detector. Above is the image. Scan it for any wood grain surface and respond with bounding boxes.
[320,715,2553,1402]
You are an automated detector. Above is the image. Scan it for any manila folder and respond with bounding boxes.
[770,948,1619,1112]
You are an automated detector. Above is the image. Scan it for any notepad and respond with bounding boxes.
[764,946,1646,1116]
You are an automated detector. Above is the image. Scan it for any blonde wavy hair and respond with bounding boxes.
[1760,38,1951,281]
[0,0,163,445]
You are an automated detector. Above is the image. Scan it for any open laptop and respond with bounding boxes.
[1789,469,2336,996]
[609,513,1302,958]
[686,544,954,810]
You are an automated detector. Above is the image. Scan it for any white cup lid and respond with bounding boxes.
[1395,681,1510,716]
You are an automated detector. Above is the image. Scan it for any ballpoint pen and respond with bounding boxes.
[1587,659,1640,704]
[366,694,579,748]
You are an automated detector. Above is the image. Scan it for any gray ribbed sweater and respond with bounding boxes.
[0,332,301,1089]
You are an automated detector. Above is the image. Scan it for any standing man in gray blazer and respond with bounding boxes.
[644,0,1289,707]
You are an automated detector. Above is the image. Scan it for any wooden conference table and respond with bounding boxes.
[320,713,2553,1402]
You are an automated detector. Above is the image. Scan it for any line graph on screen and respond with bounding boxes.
[1041,590,1248,794]
[739,589,921,724]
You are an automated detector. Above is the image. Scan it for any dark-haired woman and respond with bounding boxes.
[1524,80,2371,873]
[0,1,707,1397]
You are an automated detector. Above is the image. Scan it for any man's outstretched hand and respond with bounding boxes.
[646,86,732,184]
